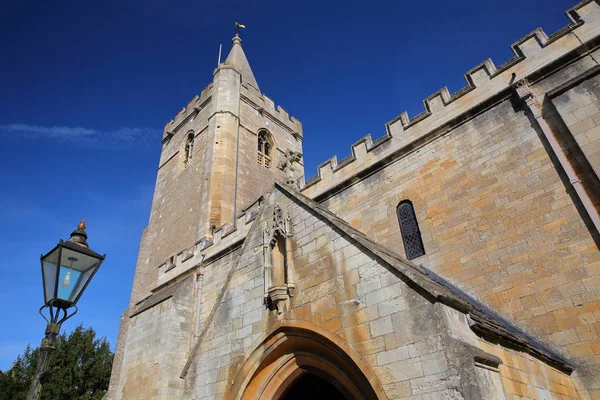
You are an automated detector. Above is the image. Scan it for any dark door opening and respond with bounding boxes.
[281,373,348,400]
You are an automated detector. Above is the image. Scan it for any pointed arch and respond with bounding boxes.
[225,320,388,400]
[258,130,274,169]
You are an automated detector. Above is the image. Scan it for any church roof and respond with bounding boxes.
[224,34,259,91]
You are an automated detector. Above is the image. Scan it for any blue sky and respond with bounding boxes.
[0,0,575,370]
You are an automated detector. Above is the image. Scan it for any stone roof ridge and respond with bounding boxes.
[301,0,600,194]
[275,182,575,373]
[221,34,260,91]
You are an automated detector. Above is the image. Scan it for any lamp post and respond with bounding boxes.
[26,220,105,400]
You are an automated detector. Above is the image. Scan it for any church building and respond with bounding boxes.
[107,1,600,398]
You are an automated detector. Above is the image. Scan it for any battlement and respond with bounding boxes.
[162,83,213,141]
[302,0,600,198]
[240,83,303,137]
[155,196,264,287]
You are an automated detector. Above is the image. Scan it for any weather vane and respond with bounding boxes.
[235,22,246,35]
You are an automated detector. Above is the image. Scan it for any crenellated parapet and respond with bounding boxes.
[162,83,214,142]
[240,83,303,139]
[302,0,600,199]
[153,196,264,288]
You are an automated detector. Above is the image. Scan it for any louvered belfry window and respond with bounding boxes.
[397,201,425,260]
[257,131,272,169]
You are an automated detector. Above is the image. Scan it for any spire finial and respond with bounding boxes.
[68,219,89,247]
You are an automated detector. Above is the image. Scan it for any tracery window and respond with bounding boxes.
[397,200,425,260]
[184,132,194,167]
[257,131,273,169]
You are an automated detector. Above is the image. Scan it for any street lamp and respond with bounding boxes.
[27,220,105,400]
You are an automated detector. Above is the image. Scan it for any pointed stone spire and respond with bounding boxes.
[224,34,260,90]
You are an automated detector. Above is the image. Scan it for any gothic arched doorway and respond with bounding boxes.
[226,321,388,400]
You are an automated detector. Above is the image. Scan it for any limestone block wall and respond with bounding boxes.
[480,341,578,399]
[442,305,578,399]
[130,76,304,305]
[116,277,195,400]
[319,93,598,332]
[129,86,214,304]
[183,224,265,399]
[235,84,304,214]
[182,190,573,399]
[194,248,243,341]
[298,1,600,395]
[553,73,600,180]
[317,96,600,392]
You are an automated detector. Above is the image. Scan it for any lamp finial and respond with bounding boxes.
[68,220,89,247]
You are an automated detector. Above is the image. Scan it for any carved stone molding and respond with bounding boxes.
[263,203,295,314]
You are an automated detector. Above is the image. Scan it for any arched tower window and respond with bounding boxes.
[257,130,273,169]
[397,200,425,260]
[184,131,194,167]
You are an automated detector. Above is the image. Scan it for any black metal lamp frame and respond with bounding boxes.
[27,221,105,400]
[26,301,79,400]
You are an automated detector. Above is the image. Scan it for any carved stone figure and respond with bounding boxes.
[278,149,303,189]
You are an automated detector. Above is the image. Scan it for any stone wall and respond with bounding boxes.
[317,93,600,394]
[116,277,195,399]
[553,72,600,181]
[128,86,214,305]
[235,90,304,214]
[129,75,303,307]
[182,189,578,399]
[298,2,600,396]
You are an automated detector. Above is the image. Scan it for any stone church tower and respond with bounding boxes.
[128,34,303,306]
[109,3,600,398]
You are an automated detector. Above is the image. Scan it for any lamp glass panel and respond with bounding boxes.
[41,247,60,303]
[57,265,81,301]
[70,267,97,303]
[56,246,101,303]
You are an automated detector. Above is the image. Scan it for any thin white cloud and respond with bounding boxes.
[0,123,159,148]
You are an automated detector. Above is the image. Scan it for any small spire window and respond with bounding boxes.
[184,132,194,167]
[397,200,425,260]
[258,131,273,169]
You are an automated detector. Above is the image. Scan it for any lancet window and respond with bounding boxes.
[257,130,273,169]
[397,200,425,260]
[183,131,195,167]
